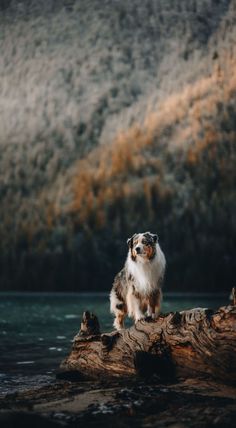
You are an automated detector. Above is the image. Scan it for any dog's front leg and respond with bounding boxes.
[147,303,159,319]
[147,305,152,318]
[113,311,125,330]
[127,289,144,322]
[149,289,162,319]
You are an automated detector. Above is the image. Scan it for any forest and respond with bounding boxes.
[0,0,235,292]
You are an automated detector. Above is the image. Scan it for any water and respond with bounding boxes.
[0,292,228,396]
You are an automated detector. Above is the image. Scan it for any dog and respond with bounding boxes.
[110,232,166,330]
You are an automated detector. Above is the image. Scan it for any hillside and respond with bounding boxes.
[0,0,235,291]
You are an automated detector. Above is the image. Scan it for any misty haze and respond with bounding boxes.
[0,1,235,292]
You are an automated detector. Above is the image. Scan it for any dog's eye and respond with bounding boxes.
[142,239,148,245]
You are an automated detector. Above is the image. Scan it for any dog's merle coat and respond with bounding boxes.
[110,232,166,330]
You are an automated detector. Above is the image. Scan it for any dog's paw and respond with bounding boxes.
[144,316,153,322]
[152,313,160,320]
[135,316,146,323]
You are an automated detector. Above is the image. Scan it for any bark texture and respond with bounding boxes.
[60,303,236,384]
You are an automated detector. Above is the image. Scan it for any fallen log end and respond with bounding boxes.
[60,289,236,384]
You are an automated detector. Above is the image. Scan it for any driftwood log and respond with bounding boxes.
[60,297,236,385]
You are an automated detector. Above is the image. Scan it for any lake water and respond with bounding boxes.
[0,292,228,396]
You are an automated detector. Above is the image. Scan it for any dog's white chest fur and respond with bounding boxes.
[126,243,166,295]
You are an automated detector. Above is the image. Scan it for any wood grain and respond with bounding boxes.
[60,303,236,384]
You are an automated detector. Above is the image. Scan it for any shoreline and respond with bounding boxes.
[1,376,236,427]
[0,291,229,298]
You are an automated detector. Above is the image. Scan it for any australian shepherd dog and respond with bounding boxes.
[110,232,166,330]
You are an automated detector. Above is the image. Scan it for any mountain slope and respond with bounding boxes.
[0,0,235,291]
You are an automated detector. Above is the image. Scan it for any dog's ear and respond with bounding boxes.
[127,236,133,248]
[151,233,158,243]
[127,234,136,248]
[144,232,158,243]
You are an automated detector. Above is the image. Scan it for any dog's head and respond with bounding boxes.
[127,232,158,262]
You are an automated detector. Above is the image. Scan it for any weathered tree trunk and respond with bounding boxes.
[60,301,236,385]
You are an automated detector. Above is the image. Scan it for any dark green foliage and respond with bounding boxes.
[0,0,235,292]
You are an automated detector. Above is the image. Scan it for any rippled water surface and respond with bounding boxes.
[0,293,228,395]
